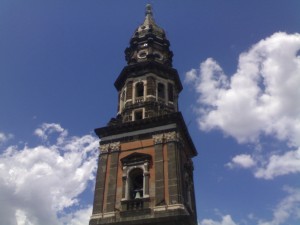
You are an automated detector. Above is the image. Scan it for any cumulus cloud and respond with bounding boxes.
[60,206,93,225]
[200,187,300,225]
[0,131,13,145]
[199,215,238,225]
[0,123,98,225]
[186,32,300,179]
[258,186,300,225]
[34,123,68,144]
[185,32,300,145]
[254,148,300,179]
[226,148,300,179]
[227,154,256,169]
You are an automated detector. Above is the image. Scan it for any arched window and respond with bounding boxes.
[135,82,144,97]
[168,83,174,102]
[121,90,126,101]
[129,168,144,199]
[121,152,151,203]
[157,83,165,99]
[119,90,126,112]
[126,81,133,100]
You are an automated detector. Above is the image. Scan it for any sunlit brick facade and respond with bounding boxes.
[89,5,198,225]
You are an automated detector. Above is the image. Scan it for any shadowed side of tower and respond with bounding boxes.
[89,5,198,225]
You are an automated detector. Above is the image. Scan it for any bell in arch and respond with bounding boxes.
[135,190,141,199]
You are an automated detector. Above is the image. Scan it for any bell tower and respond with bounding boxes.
[89,5,198,225]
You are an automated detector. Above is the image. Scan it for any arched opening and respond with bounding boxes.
[134,110,143,121]
[126,81,133,100]
[135,82,144,98]
[157,83,165,99]
[168,83,174,102]
[129,168,144,200]
[120,90,126,112]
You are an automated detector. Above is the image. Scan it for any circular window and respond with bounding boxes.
[154,52,163,60]
[138,51,147,59]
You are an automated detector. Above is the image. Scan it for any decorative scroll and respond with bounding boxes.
[152,134,164,144]
[164,131,177,142]
[99,142,120,153]
[99,144,110,153]
[152,132,182,144]
[110,141,121,152]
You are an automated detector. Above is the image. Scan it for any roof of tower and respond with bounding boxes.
[132,4,166,39]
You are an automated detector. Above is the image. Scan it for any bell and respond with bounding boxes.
[135,191,141,199]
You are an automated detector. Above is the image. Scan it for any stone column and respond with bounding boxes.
[144,161,150,197]
[92,145,109,214]
[105,142,120,212]
[153,134,165,206]
[121,166,127,200]
[166,132,183,205]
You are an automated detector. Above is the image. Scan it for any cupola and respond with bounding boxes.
[112,4,183,124]
[125,4,173,67]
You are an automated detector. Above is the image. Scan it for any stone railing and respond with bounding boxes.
[135,96,144,103]
[121,198,150,212]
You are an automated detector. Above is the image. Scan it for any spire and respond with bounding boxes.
[124,4,173,66]
[143,4,155,27]
[145,4,153,16]
[132,4,165,39]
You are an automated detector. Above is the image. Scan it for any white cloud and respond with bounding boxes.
[34,123,68,144]
[185,32,300,145]
[199,187,300,225]
[227,154,256,169]
[186,32,300,179]
[0,123,98,225]
[0,131,13,145]
[226,148,300,179]
[199,215,238,225]
[60,206,93,225]
[254,148,300,179]
[258,186,300,225]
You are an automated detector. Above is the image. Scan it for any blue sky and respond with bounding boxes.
[0,1,300,225]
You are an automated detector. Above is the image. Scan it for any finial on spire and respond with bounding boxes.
[145,4,153,16]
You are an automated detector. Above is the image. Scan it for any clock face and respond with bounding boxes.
[137,50,148,59]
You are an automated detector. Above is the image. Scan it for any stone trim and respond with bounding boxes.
[101,124,177,142]
[90,212,116,219]
[121,163,150,201]
[153,203,187,211]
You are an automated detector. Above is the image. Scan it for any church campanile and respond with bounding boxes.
[89,5,198,225]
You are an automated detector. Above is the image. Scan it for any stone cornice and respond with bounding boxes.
[95,112,197,157]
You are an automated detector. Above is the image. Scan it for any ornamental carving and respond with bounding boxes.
[110,141,121,152]
[152,134,164,144]
[99,144,110,153]
[164,131,177,142]
[153,132,182,144]
[99,142,120,153]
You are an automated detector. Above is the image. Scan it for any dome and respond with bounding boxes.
[132,4,166,39]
